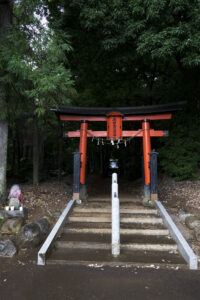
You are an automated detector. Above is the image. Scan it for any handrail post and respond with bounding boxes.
[111,173,120,257]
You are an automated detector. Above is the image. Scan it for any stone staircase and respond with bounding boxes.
[46,198,186,268]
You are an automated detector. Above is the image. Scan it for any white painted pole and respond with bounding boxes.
[112,196,120,257]
[112,173,118,184]
[112,173,118,199]
[112,183,118,199]
[111,173,120,257]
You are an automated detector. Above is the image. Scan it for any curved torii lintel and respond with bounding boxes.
[52,101,186,117]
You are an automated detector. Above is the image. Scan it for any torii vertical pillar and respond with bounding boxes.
[142,119,151,204]
[79,121,88,200]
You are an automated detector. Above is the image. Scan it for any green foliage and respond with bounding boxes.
[136,0,200,66]
[59,0,200,66]
[0,0,73,117]
[0,0,76,184]
[159,136,200,181]
[158,111,200,180]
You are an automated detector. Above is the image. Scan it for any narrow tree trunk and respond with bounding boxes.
[39,139,44,175]
[90,150,94,174]
[11,130,16,174]
[33,114,39,185]
[99,145,103,175]
[0,0,12,203]
[0,120,8,203]
[16,125,21,172]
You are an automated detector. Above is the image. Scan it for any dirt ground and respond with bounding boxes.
[158,177,200,214]
[1,175,200,299]
[1,262,200,300]
[17,176,73,224]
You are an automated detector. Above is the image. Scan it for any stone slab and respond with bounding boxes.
[0,208,28,219]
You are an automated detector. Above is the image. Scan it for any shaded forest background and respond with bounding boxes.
[1,0,200,194]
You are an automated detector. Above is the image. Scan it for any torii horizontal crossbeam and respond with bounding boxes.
[60,114,172,122]
[65,129,168,138]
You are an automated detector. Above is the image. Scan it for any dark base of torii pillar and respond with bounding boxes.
[150,151,158,201]
[73,151,81,203]
[80,184,88,201]
[73,151,88,202]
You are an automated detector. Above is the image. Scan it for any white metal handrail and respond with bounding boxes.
[37,199,75,265]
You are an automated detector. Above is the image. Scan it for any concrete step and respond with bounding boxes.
[54,241,178,252]
[65,221,167,230]
[68,216,163,224]
[62,227,170,236]
[88,197,141,202]
[86,201,143,206]
[59,232,175,244]
[71,212,159,218]
[45,201,188,268]
[79,203,145,209]
[73,207,158,214]
[47,248,186,267]
[43,197,193,269]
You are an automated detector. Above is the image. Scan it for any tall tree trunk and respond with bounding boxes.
[0,120,8,202]
[99,145,103,175]
[33,114,39,185]
[16,124,21,172]
[11,129,16,174]
[0,0,12,203]
[39,139,44,176]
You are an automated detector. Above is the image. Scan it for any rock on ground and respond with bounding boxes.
[1,217,24,234]
[0,239,17,257]
[178,210,193,222]
[35,217,50,238]
[0,209,28,219]
[0,212,4,225]
[185,216,200,229]
[194,225,200,241]
[19,217,50,248]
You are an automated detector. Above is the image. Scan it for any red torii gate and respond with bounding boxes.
[52,101,185,202]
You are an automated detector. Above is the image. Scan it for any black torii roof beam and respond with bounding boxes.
[52,101,186,116]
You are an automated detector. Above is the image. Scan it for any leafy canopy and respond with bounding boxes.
[0,0,73,117]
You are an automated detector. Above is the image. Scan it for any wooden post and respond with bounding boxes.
[79,121,88,200]
[142,120,151,202]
